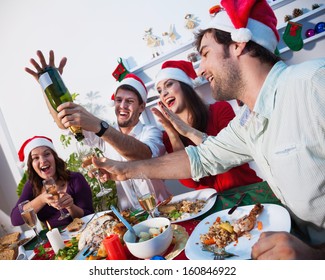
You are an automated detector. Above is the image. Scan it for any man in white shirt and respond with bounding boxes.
[90,0,325,259]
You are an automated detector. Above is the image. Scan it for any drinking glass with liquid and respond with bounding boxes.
[131,175,157,218]
[43,178,70,220]
[18,200,46,246]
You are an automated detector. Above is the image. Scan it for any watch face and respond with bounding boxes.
[102,121,109,129]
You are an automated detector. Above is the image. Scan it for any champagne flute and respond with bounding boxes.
[43,178,70,220]
[131,175,157,218]
[76,141,112,198]
[18,200,46,246]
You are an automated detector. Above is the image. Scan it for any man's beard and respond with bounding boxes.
[118,119,132,127]
[211,61,243,102]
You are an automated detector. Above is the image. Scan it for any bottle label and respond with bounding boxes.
[39,72,53,90]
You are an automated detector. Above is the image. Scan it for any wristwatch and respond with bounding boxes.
[95,120,109,137]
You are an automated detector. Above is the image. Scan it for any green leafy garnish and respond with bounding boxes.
[169,210,182,220]
[38,245,46,256]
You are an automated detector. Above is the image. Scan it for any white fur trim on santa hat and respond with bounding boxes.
[24,138,55,159]
[205,10,278,52]
[116,77,147,103]
[18,137,55,168]
[155,68,193,89]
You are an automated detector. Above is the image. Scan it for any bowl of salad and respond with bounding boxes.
[123,217,172,259]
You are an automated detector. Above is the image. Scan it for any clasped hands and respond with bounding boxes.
[43,191,73,210]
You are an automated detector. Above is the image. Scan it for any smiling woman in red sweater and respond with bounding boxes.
[152,60,262,192]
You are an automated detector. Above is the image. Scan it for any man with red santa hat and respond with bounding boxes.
[91,0,325,259]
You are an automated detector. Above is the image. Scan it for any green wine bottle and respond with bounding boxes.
[38,66,84,141]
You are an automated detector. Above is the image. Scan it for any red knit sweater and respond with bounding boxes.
[163,101,262,192]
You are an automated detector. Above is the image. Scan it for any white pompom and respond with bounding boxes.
[231,28,252,43]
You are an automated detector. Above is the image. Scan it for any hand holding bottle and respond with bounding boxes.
[56,102,102,134]
[25,50,84,141]
[25,50,67,79]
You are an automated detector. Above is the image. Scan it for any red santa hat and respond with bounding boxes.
[155,60,198,89]
[206,0,279,52]
[108,73,148,106]
[18,136,55,168]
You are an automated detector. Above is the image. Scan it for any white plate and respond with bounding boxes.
[19,229,36,246]
[185,204,291,260]
[19,230,36,260]
[61,210,113,240]
[81,210,113,225]
[159,189,217,223]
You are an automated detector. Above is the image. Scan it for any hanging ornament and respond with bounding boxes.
[314,22,325,34]
[283,21,304,51]
[305,29,315,38]
[112,58,129,82]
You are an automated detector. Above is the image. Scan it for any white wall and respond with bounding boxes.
[0,108,24,235]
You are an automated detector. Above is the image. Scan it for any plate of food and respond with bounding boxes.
[60,210,114,239]
[185,203,291,260]
[157,189,217,223]
[0,231,36,260]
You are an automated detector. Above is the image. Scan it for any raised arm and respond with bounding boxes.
[92,149,192,181]
[57,102,156,160]
[25,50,68,129]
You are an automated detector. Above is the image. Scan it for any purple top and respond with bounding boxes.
[11,172,94,228]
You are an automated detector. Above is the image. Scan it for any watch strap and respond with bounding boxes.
[95,121,109,137]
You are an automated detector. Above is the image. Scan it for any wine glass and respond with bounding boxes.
[76,141,112,198]
[18,200,46,246]
[131,175,157,218]
[43,178,70,220]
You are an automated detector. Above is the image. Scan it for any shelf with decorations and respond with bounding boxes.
[133,1,325,102]
[279,31,325,54]
[277,4,325,54]
[277,4,325,30]
[131,0,297,77]
[268,0,295,10]
[130,40,195,74]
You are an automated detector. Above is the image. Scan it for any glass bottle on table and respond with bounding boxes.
[18,200,46,246]
[38,66,84,142]
[43,178,70,220]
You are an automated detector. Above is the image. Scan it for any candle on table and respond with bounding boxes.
[46,221,65,254]
[103,234,127,260]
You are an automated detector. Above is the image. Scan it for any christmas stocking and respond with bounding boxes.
[283,21,303,51]
[112,58,129,81]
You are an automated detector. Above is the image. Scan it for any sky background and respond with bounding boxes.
[0,0,216,160]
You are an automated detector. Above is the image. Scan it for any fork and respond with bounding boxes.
[79,212,97,233]
[205,192,218,204]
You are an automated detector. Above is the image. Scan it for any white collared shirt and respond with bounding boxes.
[186,59,325,244]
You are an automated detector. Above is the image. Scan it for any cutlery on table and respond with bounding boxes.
[110,205,140,242]
[73,245,92,260]
[205,191,218,204]
[202,245,238,259]
[227,193,246,215]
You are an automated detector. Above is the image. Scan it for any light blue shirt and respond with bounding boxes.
[186,59,325,244]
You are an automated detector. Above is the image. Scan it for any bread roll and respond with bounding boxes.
[66,218,85,232]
